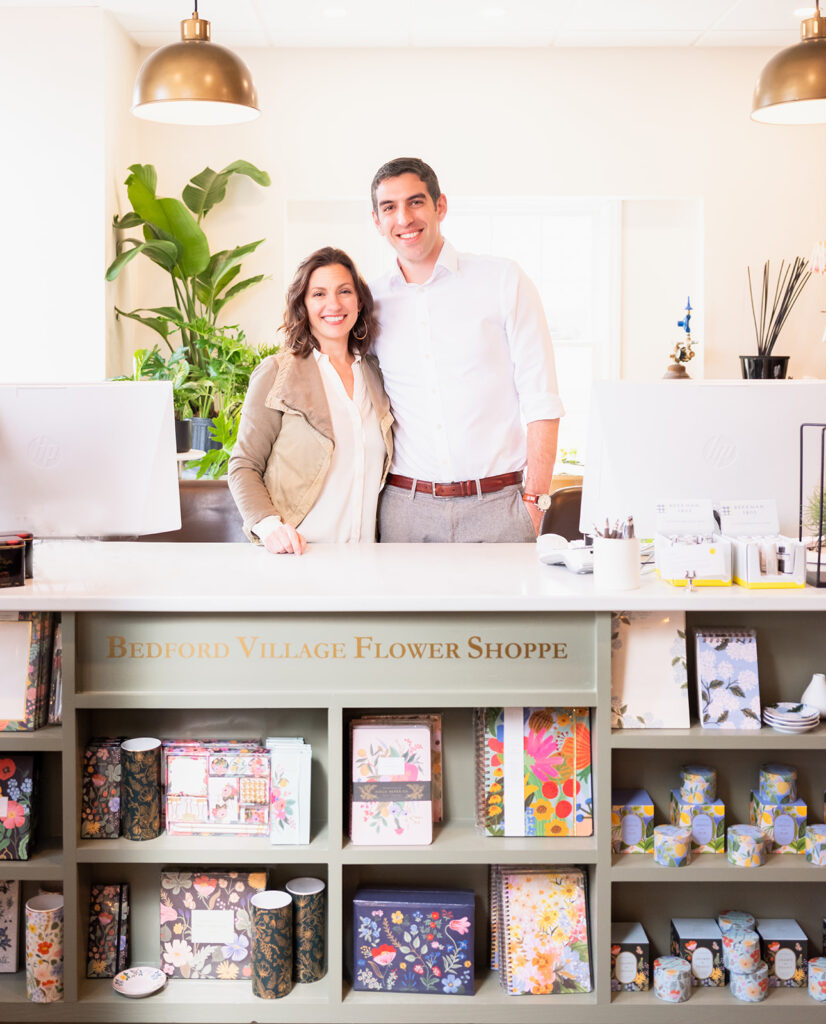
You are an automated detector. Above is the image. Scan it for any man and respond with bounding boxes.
[369,156,564,543]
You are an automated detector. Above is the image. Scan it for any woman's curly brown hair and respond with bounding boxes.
[280,247,378,358]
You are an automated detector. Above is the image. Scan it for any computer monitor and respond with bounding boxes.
[580,380,826,539]
[0,381,181,537]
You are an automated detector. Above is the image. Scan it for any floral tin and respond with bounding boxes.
[670,917,724,986]
[353,888,474,995]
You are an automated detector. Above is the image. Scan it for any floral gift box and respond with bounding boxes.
[0,754,35,860]
[611,789,655,854]
[757,918,809,987]
[749,791,807,855]
[669,791,726,854]
[160,870,266,980]
[611,921,649,991]
[670,918,725,986]
[86,883,129,978]
[353,888,474,995]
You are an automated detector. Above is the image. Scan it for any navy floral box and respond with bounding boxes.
[353,888,474,995]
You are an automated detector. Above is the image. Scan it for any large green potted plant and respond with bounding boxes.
[106,160,272,475]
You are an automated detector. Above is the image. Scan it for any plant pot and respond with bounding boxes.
[190,416,222,453]
[739,355,789,379]
[174,418,191,453]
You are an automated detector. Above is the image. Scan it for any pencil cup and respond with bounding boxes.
[593,537,640,591]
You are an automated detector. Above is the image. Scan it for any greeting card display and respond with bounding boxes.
[265,737,311,845]
[694,629,761,729]
[0,612,55,732]
[476,707,592,837]
[160,870,266,980]
[350,724,432,845]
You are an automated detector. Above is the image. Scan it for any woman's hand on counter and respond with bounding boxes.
[264,524,308,556]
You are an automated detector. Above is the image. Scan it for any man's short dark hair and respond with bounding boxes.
[370,157,442,214]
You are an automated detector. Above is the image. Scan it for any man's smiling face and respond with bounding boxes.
[372,172,447,276]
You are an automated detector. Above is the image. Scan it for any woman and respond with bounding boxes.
[228,247,393,554]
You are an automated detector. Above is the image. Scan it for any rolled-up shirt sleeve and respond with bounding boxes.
[227,356,283,534]
[503,261,566,423]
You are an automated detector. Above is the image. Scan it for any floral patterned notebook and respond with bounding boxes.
[350,724,432,845]
[497,866,592,995]
[694,629,761,729]
[476,708,592,837]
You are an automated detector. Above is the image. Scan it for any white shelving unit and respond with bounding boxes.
[0,542,823,1022]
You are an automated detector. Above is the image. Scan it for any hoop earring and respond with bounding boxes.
[352,316,368,342]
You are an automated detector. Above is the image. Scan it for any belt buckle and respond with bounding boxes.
[431,481,438,497]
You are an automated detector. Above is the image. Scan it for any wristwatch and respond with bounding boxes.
[522,492,552,511]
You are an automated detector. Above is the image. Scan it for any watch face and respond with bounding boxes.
[538,494,551,511]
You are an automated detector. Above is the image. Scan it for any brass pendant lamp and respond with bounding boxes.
[752,3,826,124]
[132,3,260,125]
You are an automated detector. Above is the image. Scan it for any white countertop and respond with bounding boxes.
[1,541,825,612]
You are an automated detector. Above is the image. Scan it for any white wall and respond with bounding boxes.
[0,7,110,381]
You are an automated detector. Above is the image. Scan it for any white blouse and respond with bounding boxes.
[254,351,385,544]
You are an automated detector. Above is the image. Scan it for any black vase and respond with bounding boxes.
[739,355,789,379]
[174,418,191,453]
[189,416,222,452]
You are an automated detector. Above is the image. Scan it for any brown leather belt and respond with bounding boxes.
[385,471,523,498]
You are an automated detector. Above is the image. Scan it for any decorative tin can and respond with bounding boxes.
[653,956,691,1002]
[722,926,760,972]
[805,824,826,866]
[808,957,826,1002]
[730,960,768,1002]
[654,825,692,867]
[758,763,797,803]
[726,824,766,867]
[679,764,717,803]
[718,910,755,934]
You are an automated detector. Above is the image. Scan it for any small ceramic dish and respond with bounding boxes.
[112,966,167,999]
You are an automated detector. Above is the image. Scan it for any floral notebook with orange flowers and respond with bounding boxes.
[475,707,592,837]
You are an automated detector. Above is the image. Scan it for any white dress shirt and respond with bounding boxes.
[254,351,385,544]
[371,240,564,482]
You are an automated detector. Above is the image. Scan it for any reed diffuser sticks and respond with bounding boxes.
[747,257,811,357]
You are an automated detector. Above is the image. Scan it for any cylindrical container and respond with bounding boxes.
[730,960,768,1002]
[285,877,326,983]
[805,823,826,866]
[25,893,64,1002]
[0,536,25,588]
[14,532,34,579]
[653,824,692,867]
[679,764,717,803]
[726,825,766,867]
[758,763,797,803]
[593,536,641,591]
[722,926,760,972]
[120,738,162,840]
[653,956,692,1002]
[808,957,826,1002]
[250,890,293,999]
[718,910,756,934]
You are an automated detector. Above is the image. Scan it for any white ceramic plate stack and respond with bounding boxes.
[762,702,821,733]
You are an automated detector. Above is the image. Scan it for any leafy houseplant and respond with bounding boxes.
[743,257,811,379]
[106,160,273,475]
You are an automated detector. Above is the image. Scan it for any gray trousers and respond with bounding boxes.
[378,483,535,543]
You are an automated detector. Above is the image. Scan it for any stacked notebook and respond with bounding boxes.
[349,715,440,845]
[490,865,592,995]
[475,707,592,837]
[0,612,61,731]
[694,628,761,729]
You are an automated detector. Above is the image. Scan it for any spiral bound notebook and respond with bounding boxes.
[694,628,761,729]
[494,866,592,995]
[475,707,593,837]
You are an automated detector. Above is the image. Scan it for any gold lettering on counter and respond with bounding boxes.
[106,634,569,661]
